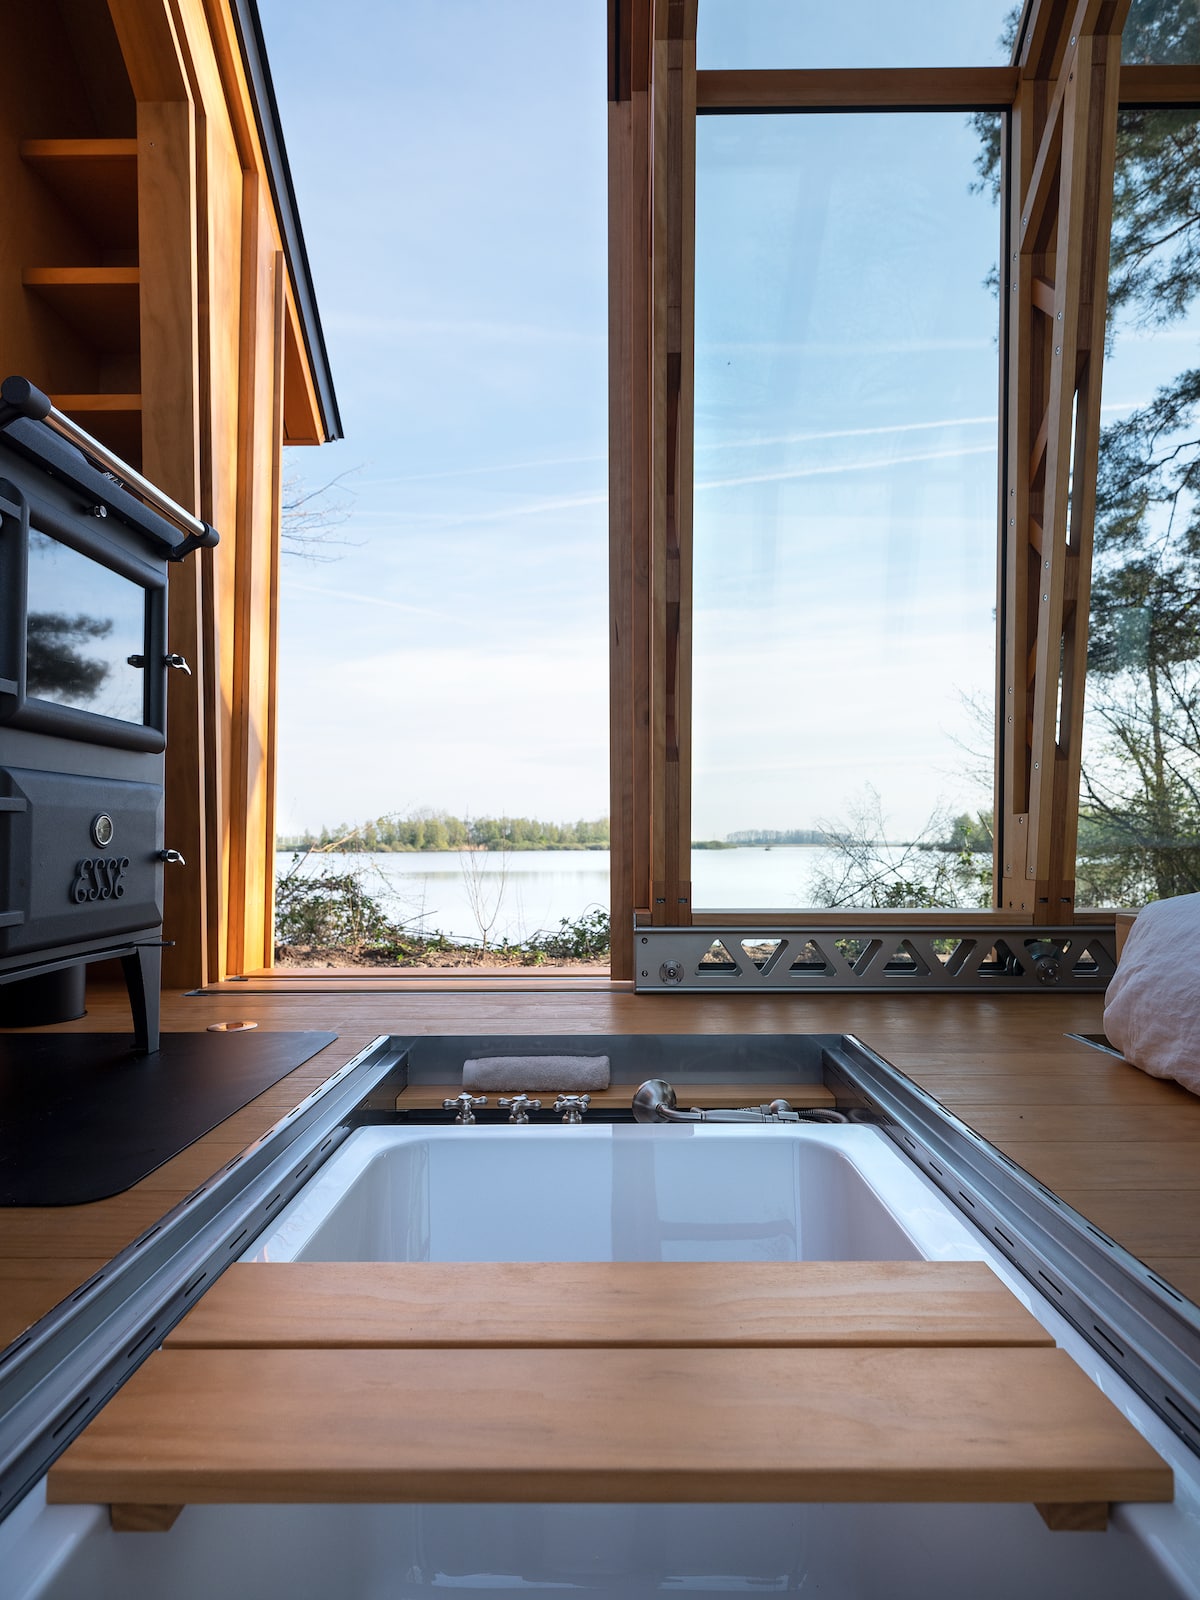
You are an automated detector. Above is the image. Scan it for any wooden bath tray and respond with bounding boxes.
[47,1261,1172,1532]
[166,1261,1053,1349]
[49,1345,1169,1529]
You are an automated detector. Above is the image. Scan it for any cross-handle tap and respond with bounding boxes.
[497,1093,541,1123]
[442,1091,487,1124]
[554,1093,590,1123]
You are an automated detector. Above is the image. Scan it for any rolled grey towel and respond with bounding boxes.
[462,1054,611,1093]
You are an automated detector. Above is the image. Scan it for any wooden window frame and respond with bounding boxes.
[608,0,1200,978]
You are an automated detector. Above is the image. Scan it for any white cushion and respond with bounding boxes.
[1104,893,1200,1097]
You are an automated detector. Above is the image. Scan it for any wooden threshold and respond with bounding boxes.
[204,972,627,994]
[167,1261,1053,1351]
[47,1344,1170,1517]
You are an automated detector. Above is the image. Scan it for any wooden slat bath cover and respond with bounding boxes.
[167,1261,1054,1350]
[49,1345,1170,1513]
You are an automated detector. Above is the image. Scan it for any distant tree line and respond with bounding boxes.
[277,812,611,853]
[725,828,838,846]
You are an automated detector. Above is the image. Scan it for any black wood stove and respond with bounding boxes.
[0,376,218,1052]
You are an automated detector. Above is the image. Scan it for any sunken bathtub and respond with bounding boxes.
[10,1113,1199,1600]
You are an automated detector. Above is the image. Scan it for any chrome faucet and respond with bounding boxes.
[443,1092,487,1124]
[631,1079,846,1124]
[498,1093,541,1123]
[554,1093,590,1123]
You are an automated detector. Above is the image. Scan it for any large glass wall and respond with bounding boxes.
[1122,0,1200,63]
[263,0,611,971]
[691,113,1001,911]
[1077,107,1200,906]
[697,2,1012,70]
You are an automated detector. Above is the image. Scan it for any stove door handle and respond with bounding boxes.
[158,849,186,867]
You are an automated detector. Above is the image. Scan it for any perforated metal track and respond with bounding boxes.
[634,924,1117,992]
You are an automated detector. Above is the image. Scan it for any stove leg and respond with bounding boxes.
[122,944,162,1054]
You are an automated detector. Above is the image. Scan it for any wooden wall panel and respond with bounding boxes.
[134,95,209,987]
[197,0,325,447]
[227,183,284,975]
[168,0,248,984]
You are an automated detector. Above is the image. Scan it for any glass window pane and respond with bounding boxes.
[25,531,146,724]
[1077,108,1200,905]
[692,114,1000,910]
[1123,0,1200,65]
[698,0,1012,70]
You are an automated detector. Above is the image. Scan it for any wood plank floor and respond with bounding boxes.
[3,981,1200,1349]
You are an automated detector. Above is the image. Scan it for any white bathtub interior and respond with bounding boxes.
[243,1124,975,1265]
[10,1492,1193,1600]
[8,1121,1200,1600]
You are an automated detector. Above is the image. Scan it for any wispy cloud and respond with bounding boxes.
[697,443,996,492]
[360,451,606,488]
[285,580,455,620]
[327,311,602,345]
[696,415,997,454]
[344,490,608,528]
[699,337,994,356]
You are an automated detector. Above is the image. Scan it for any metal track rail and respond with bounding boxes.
[825,1035,1200,1457]
[0,1035,408,1528]
[635,923,1117,991]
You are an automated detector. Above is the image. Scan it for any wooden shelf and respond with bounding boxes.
[22,267,139,354]
[51,393,142,467]
[19,139,138,253]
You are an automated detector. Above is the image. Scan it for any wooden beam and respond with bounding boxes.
[648,0,696,927]
[1120,64,1200,102]
[608,0,653,979]
[136,94,209,988]
[1000,2,1130,923]
[697,68,1019,112]
[227,181,282,976]
[1016,0,1076,79]
[106,0,190,101]
[694,63,1194,117]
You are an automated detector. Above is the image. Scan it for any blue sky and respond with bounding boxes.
[259,0,610,837]
[259,2,1024,842]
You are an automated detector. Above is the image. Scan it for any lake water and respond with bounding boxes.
[275,847,847,945]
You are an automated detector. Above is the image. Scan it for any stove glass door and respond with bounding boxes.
[25,529,148,725]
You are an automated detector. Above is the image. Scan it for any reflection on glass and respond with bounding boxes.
[691,114,999,910]
[25,531,146,724]
[1078,108,1200,905]
[1122,0,1200,64]
[697,1,1011,70]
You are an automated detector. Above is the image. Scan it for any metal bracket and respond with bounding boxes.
[633,923,1117,992]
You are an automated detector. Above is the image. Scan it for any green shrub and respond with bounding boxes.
[530,906,611,961]
[275,859,400,952]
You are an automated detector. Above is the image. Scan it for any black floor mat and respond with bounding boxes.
[0,1030,336,1206]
